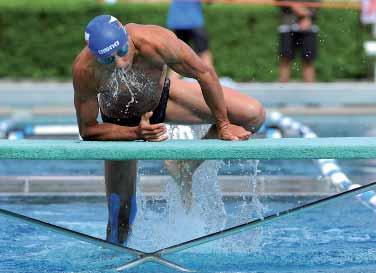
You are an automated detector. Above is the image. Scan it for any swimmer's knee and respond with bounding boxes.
[254,103,266,132]
[242,101,266,133]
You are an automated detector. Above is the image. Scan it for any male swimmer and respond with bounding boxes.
[72,15,265,245]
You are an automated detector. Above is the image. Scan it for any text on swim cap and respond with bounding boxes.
[98,40,120,55]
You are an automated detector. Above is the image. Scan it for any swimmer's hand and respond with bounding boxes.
[217,122,251,141]
[137,112,169,142]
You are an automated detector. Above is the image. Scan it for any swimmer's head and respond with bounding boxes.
[85,15,128,64]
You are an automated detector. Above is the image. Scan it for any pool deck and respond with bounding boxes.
[0,175,336,197]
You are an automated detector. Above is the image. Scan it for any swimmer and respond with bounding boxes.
[72,15,265,245]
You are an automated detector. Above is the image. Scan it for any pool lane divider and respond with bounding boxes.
[8,124,79,140]
[267,111,376,210]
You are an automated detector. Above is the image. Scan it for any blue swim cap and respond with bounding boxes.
[85,15,128,62]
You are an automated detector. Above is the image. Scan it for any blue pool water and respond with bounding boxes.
[1,187,376,273]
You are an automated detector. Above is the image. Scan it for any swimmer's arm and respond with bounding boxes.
[73,82,167,141]
[74,93,140,141]
[290,3,313,18]
[162,35,231,130]
[72,70,139,140]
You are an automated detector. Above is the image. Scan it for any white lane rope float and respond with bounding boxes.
[267,111,376,210]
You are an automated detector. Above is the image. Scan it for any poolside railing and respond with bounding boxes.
[1,137,376,160]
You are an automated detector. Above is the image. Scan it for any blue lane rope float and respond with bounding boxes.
[7,124,79,140]
[0,118,79,140]
[267,111,376,210]
[0,119,20,139]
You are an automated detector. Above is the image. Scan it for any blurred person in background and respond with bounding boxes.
[278,0,319,82]
[98,0,118,3]
[167,0,214,80]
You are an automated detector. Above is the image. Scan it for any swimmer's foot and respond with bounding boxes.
[164,160,202,213]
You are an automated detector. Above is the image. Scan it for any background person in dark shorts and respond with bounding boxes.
[278,0,319,82]
[167,0,213,79]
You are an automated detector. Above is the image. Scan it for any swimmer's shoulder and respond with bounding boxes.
[72,49,97,96]
[73,48,91,75]
[126,23,176,44]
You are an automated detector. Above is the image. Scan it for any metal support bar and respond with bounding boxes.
[116,255,194,272]
[0,207,191,272]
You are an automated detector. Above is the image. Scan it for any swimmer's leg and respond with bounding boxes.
[105,160,137,245]
[164,125,218,212]
[165,79,265,133]
[164,160,198,212]
[164,79,265,211]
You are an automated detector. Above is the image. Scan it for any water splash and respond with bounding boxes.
[251,160,266,220]
[126,125,265,253]
[193,160,227,234]
[100,67,137,115]
[126,159,267,254]
[219,160,265,254]
[127,161,226,252]
[98,66,158,117]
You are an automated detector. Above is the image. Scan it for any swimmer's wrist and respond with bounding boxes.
[133,126,142,140]
[216,120,231,131]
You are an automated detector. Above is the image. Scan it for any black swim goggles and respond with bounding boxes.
[97,43,129,65]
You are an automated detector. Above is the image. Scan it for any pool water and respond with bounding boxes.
[1,183,376,273]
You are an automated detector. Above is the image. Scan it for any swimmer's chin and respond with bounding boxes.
[116,63,132,72]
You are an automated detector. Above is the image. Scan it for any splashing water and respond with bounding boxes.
[98,66,158,117]
[251,160,267,220]
[126,124,266,253]
[216,159,265,254]
[127,160,225,252]
[193,160,227,234]
[126,159,266,254]
[102,68,137,115]
[112,121,264,253]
